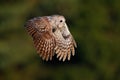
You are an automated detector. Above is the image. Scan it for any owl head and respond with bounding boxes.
[48,15,70,39]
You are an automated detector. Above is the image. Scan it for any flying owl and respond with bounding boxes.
[25,15,77,61]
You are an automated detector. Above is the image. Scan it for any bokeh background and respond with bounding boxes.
[0,0,120,80]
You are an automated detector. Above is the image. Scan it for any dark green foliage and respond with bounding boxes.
[0,0,120,80]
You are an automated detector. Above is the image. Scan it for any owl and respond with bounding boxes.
[25,15,77,61]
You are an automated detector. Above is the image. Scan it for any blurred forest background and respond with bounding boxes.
[0,0,120,80]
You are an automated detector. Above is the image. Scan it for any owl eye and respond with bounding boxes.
[52,28,56,33]
[60,20,63,22]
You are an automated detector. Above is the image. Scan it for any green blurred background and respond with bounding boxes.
[0,0,120,80]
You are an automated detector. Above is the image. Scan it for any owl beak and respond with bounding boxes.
[64,23,70,33]
[64,23,67,28]
[60,23,70,36]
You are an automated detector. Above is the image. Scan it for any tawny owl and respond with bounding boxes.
[25,15,77,61]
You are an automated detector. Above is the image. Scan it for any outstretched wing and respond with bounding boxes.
[54,29,76,61]
[24,17,56,61]
[46,15,77,62]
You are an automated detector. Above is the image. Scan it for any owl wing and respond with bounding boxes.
[25,17,56,61]
[54,30,76,61]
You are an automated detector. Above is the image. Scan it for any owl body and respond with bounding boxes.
[25,15,76,61]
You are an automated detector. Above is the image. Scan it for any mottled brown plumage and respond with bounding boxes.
[25,15,77,61]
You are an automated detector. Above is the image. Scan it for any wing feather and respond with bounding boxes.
[54,30,76,61]
[25,17,55,61]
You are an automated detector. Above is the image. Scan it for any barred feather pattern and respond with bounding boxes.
[54,31,76,61]
[25,15,77,61]
[25,16,56,61]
